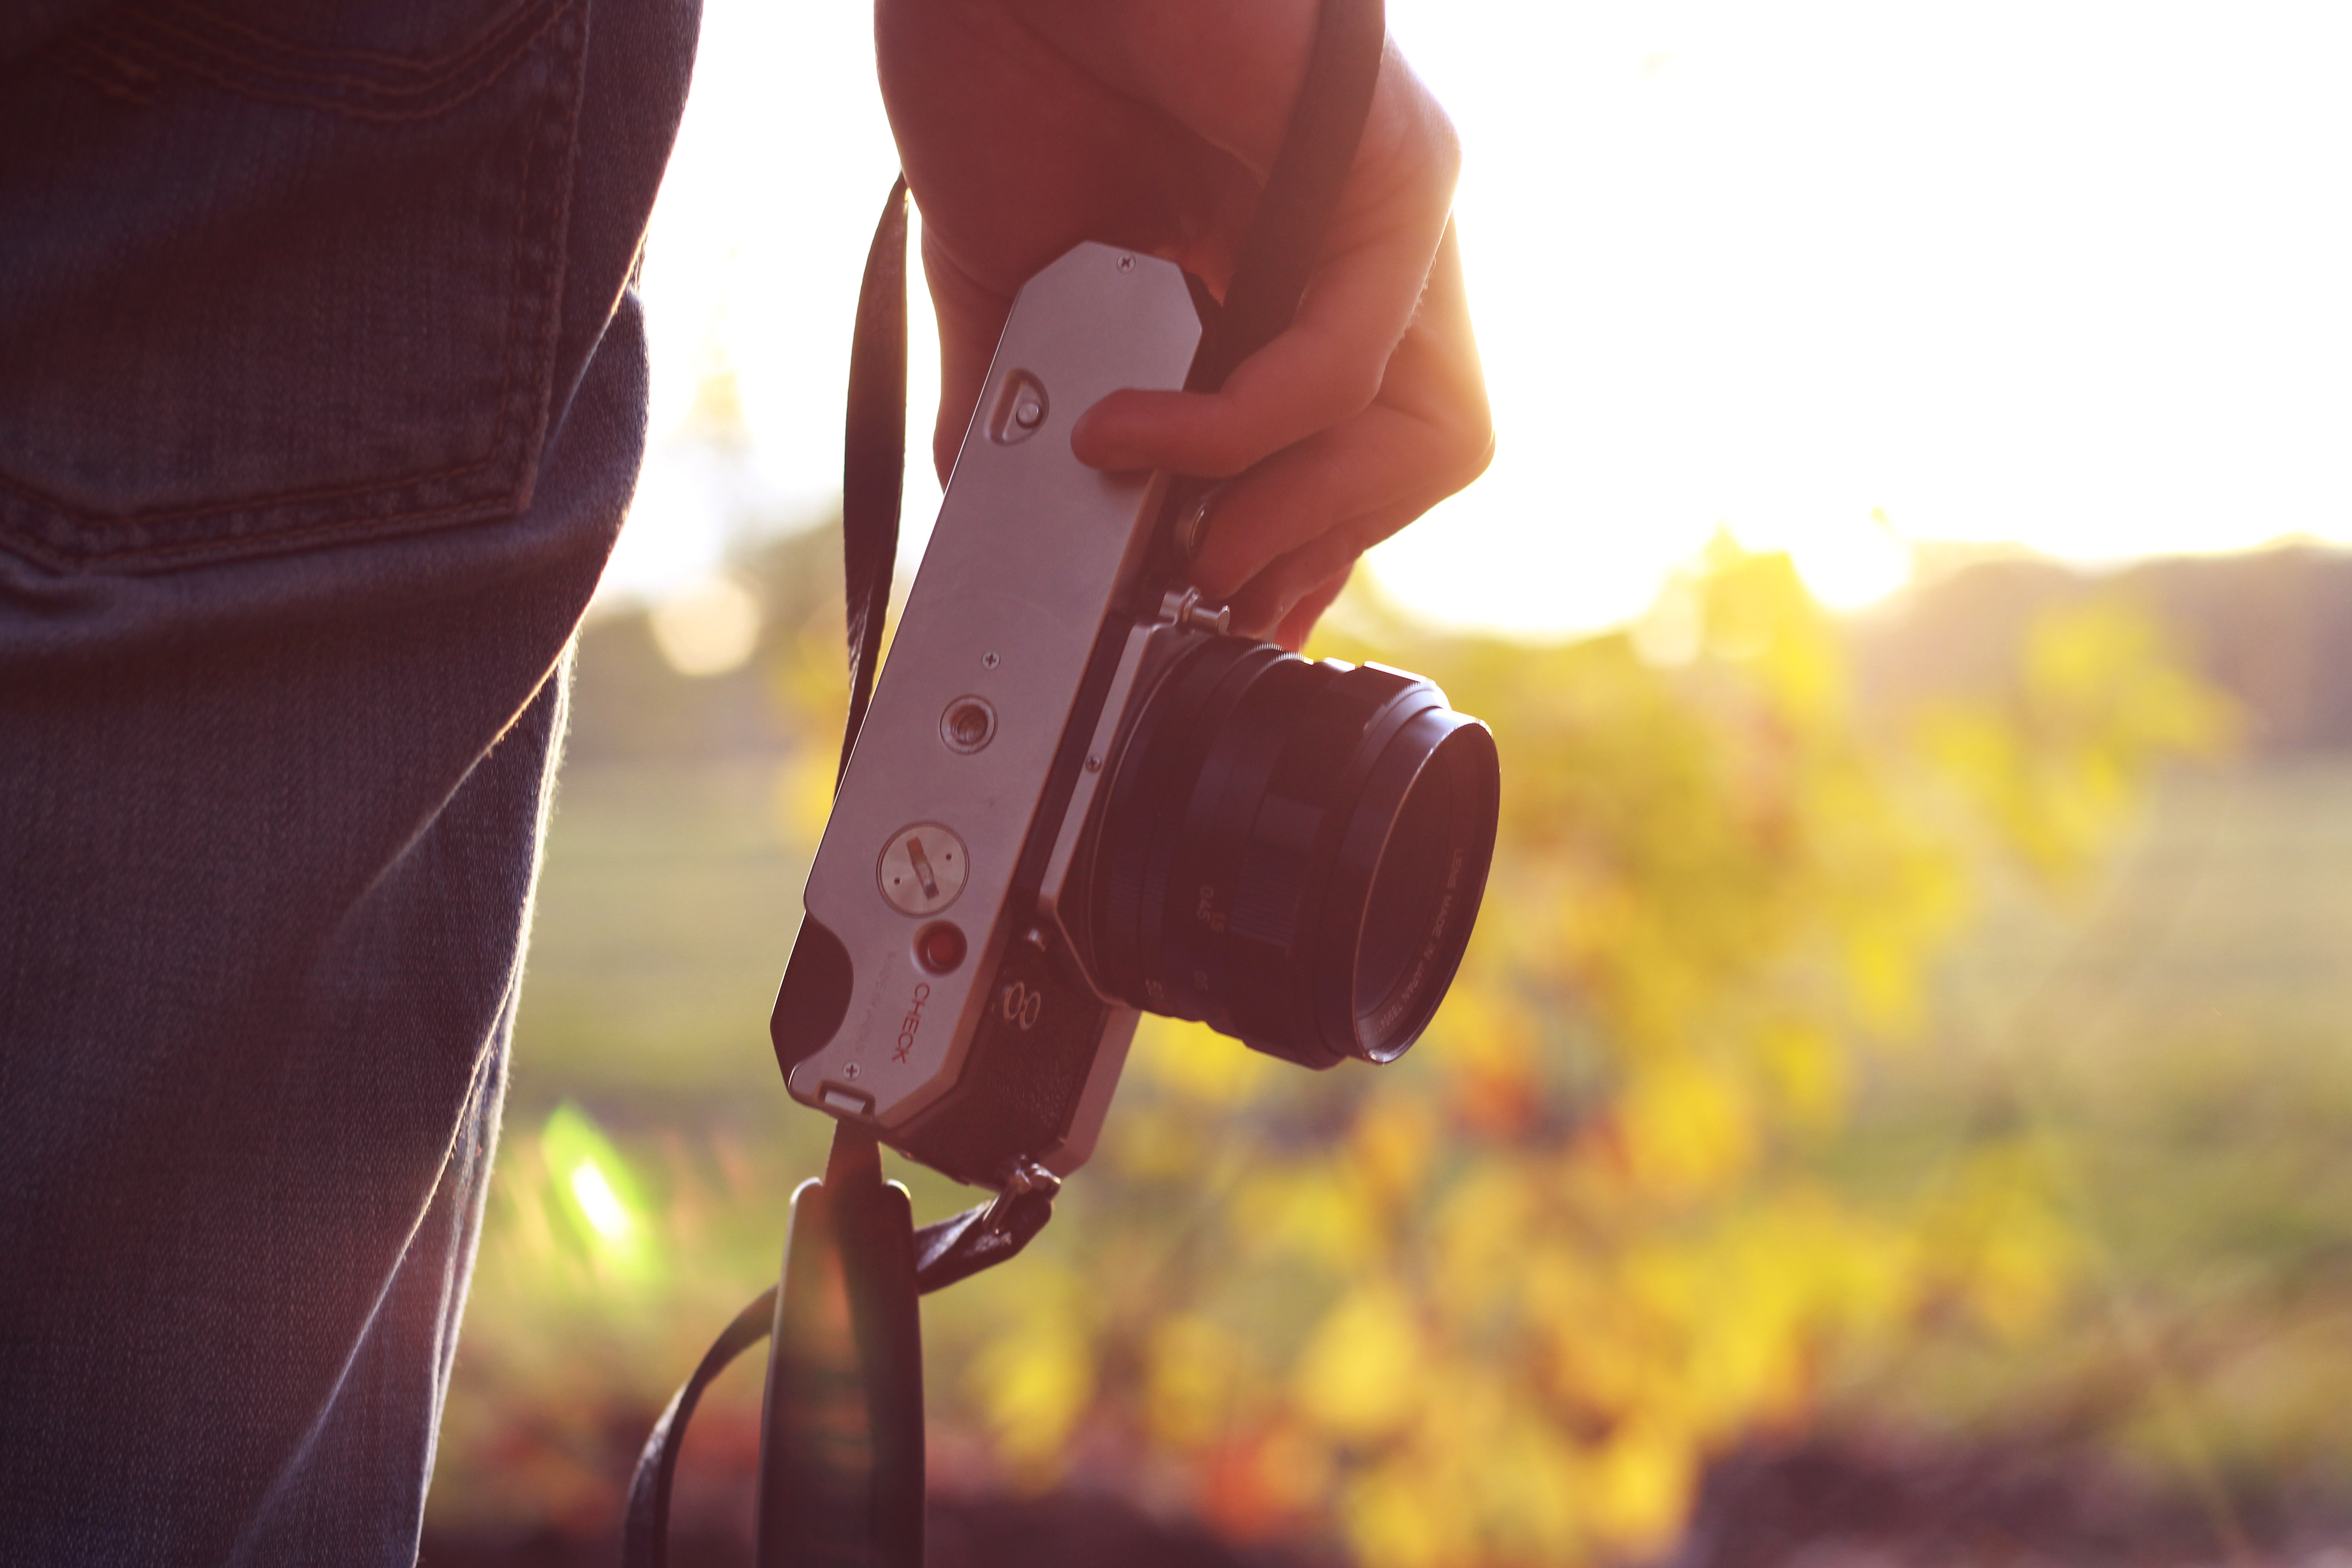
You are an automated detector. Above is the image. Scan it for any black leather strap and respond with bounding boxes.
[838,177,909,784]
[1191,0,1386,392]
[618,1122,1054,1568]
[623,2,1386,1561]
[752,1126,925,1568]
[621,1284,780,1568]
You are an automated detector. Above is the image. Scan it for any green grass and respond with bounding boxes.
[1824,757,2352,1517]
[515,756,812,1116]
[436,616,2352,1544]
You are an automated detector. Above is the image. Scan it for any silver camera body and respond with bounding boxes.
[772,242,1497,1191]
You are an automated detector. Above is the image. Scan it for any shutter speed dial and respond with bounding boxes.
[877,823,970,916]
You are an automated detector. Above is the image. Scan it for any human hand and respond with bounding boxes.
[875,0,1493,649]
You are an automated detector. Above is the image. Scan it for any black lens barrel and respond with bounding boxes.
[1089,635,1499,1068]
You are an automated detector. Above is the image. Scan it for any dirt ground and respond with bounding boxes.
[419,1433,2352,1568]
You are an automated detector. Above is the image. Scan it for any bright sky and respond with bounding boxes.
[614,0,2352,642]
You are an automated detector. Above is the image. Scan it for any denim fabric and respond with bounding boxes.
[0,0,700,1562]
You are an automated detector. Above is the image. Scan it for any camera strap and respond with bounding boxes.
[622,2,1385,1562]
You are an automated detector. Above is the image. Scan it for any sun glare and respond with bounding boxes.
[568,1161,633,1241]
[618,0,2352,638]
[649,572,764,677]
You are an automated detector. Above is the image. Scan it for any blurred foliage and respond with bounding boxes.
[433,530,2239,1563]
[897,539,2227,1568]
[1916,598,2237,882]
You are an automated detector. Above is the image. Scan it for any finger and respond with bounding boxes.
[921,231,1016,483]
[1189,231,1493,597]
[1223,493,1428,642]
[1273,564,1354,652]
[1071,223,1431,475]
[1186,386,1492,600]
[1070,145,1458,478]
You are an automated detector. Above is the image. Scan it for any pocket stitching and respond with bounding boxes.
[0,37,567,525]
[73,0,576,125]
[162,0,556,75]
[0,0,586,571]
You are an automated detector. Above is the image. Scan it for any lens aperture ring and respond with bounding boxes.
[1091,637,1280,1010]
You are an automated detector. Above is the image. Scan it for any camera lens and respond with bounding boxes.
[1089,636,1499,1068]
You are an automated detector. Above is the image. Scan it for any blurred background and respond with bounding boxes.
[420,2,2352,1564]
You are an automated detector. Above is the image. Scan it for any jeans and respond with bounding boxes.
[0,0,699,1560]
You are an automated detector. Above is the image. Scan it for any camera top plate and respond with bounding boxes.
[783,243,1204,1136]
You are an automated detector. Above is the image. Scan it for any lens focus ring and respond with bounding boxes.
[1089,637,1499,1068]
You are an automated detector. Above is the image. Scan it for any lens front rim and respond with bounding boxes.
[1314,710,1499,1063]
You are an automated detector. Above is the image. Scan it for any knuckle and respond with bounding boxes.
[1394,93,1464,214]
[1396,413,1494,505]
[1320,359,1386,426]
[1451,423,1498,490]
[1303,445,1352,514]
[1291,322,1386,427]
[1372,49,1464,207]
[1189,423,1261,480]
[1420,106,1464,195]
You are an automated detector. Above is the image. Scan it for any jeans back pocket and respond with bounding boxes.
[0,0,589,570]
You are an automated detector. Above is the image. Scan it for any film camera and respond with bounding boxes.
[770,242,1499,1190]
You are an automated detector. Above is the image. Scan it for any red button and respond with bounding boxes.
[916,922,966,973]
